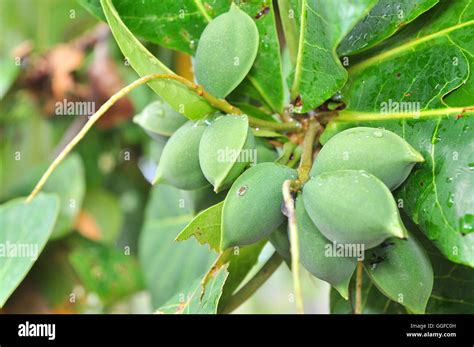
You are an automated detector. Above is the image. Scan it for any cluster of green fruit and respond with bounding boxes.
[134,4,434,313]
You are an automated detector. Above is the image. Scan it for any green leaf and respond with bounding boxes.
[84,1,285,113]
[328,0,474,266]
[81,0,231,54]
[2,154,85,239]
[425,241,474,313]
[239,2,285,112]
[290,0,377,112]
[157,265,228,314]
[138,185,215,308]
[68,236,145,305]
[0,193,59,307]
[100,0,215,120]
[176,201,223,253]
[219,240,266,307]
[338,0,439,56]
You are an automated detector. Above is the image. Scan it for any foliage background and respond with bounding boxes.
[0,0,330,314]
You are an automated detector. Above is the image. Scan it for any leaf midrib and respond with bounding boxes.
[349,20,474,74]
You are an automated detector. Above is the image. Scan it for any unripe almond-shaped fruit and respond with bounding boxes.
[199,115,255,192]
[303,170,408,249]
[296,196,357,299]
[311,127,424,190]
[268,222,291,262]
[221,162,297,250]
[364,233,433,314]
[133,100,187,140]
[153,121,208,190]
[195,3,259,98]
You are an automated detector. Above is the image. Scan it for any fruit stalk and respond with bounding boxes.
[249,117,301,132]
[283,179,305,314]
[297,118,321,184]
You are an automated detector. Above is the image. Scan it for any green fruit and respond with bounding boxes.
[199,115,255,192]
[221,163,297,250]
[297,196,357,299]
[364,233,434,314]
[153,122,208,190]
[269,222,291,262]
[133,100,187,140]
[303,170,408,249]
[311,127,424,190]
[255,137,278,163]
[195,3,259,98]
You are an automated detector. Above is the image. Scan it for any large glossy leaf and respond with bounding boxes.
[290,0,377,112]
[100,0,215,120]
[81,0,231,54]
[326,0,474,266]
[338,0,439,56]
[138,185,215,309]
[239,2,285,112]
[83,0,285,113]
[3,154,85,239]
[0,193,59,307]
[157,265,228,314]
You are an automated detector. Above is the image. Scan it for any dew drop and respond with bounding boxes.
[373,130,383,138]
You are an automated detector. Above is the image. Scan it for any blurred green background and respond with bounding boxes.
[0,0,329,314]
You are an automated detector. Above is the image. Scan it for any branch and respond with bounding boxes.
[283,179,304,314]
[219,252,283,314]
[26,73,240,203]
[296,118,321,185]
[249,117,301,132]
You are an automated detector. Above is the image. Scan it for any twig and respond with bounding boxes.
[355,261,363,314]
[283,179,304,314]
[219,252,283,314]
[296,118,320,185]
[26,73,238,203]
[249,117,301,132]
